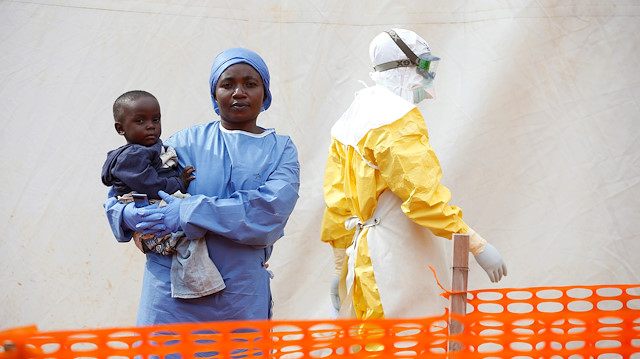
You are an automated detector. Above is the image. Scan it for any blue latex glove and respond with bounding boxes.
[474,243,508,283]
[122,202,163,233]
[145,190,182,237]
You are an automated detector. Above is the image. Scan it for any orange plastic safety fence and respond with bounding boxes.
[1,284,638,358]
[454,283,640,358]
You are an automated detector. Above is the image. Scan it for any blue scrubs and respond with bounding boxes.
[104,121,300,325]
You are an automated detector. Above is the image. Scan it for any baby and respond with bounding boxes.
[102,90,224,298]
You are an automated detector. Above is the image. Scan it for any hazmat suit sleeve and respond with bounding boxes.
[363,108,486,254]
[178,139,300,247]
[320,138,356,250]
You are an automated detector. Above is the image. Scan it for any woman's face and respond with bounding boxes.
[214,63,267,133]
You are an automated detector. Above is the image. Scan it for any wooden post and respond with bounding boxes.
[448,233,469,355]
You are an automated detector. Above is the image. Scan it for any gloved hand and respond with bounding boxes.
[474,243,508,283]
[330,247,347,311]
[150,190,182,237]
[330,275,341,311]
[122,202,163,232]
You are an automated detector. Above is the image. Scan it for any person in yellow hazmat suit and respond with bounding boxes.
[321,29,508,320]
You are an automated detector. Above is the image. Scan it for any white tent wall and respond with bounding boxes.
[1,0,638,331]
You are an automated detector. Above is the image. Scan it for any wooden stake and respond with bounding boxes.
[448,233,469,355]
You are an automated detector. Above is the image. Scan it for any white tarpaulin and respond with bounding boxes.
[1,0,639,331]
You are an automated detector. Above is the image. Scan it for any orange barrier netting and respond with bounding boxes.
[2,284,639,358]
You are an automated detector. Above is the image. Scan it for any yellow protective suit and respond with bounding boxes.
[321,85,486,319]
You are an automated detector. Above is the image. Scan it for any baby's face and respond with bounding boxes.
[117,96,162,146]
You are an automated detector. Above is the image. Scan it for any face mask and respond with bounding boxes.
[412,77,436,104]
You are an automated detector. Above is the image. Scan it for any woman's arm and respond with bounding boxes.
[103,188,163,243]
[161,139,300,247]
[103,189,133,243]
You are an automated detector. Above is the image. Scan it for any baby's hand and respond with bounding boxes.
[180,166,195,189]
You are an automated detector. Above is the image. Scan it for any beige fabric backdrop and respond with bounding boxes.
[1,0,639,331]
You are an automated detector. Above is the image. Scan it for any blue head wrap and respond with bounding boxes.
[209,47,272,115]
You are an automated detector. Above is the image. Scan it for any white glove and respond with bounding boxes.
[330,275,341,311]
[330,247,347,311]
[474,243,508,283]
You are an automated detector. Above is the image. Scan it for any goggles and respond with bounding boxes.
[372,30,440,80]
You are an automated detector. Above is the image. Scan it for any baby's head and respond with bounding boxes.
[113,90,161,146]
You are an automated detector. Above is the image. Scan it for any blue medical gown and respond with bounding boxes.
[104,121,300,325]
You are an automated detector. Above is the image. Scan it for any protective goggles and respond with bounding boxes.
[372,30,440,80]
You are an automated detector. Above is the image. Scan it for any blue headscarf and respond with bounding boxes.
[209,47,272,115]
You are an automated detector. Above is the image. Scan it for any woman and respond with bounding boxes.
[104,47,300,325]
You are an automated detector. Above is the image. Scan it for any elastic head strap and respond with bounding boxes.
[373,30,422,72]
[386,30,420,64]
